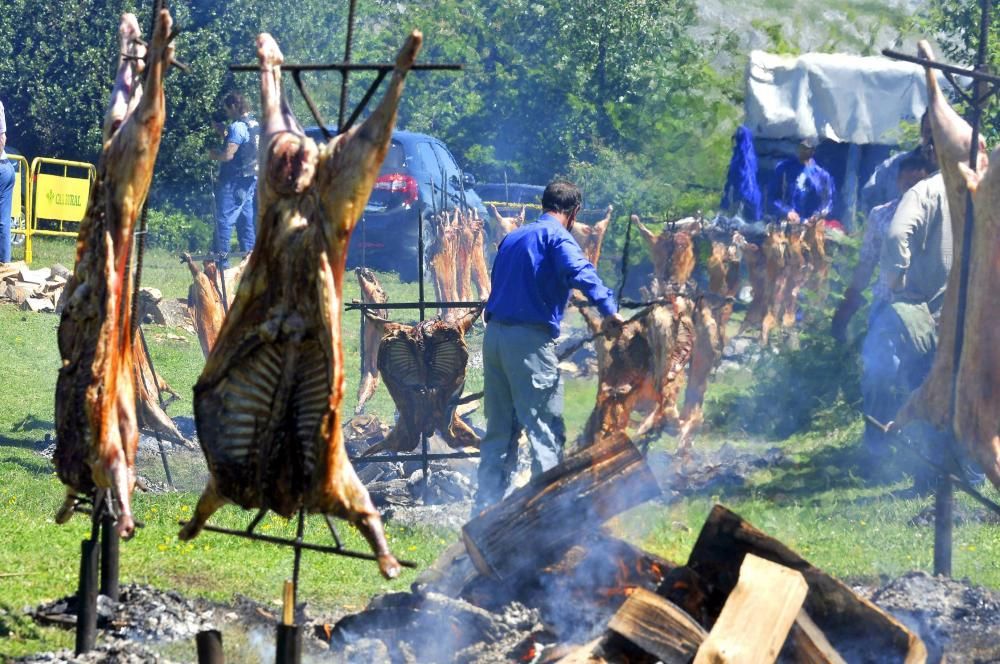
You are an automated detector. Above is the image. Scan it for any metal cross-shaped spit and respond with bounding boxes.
[883,0,997,577]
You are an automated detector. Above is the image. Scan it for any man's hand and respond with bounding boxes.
[601,312,625,338]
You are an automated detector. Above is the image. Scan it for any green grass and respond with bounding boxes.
[2,237,1000,659]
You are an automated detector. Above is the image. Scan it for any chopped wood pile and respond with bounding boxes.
[323,436,925,663]
[0,261,71,312]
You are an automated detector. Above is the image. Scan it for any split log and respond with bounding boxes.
[693,554,807,664]
[462,433,661,580]
[788,609,847,664]
[609,588,707,663]
[684,505,927,663]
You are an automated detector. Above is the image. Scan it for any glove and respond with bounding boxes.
[831,287,866,342]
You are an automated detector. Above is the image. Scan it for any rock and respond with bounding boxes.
[50,263,72,280]
[18,265,51,285]
[22,296,54,313]
[137,287,164,324]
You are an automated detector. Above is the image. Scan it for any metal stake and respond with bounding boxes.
[99,511,120,601]
[934,475,954,575]
[196,629,225,664]
[75,491,104,655]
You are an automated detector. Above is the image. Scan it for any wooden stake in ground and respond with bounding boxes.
[609,587,707,663]
[462,433,661,580]
[693,554,808,664]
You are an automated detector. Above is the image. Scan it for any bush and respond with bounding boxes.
[145,207,213,253]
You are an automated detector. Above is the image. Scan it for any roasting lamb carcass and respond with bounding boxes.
[133,329,191,447]
[182,253,225,358]
[178,31,423,579]
[429,211,460,319]
[468,210,491,299]
[354,267,388,415]
[361,309,482,456]
[632,214,696,295]
[892,42,1000,488]
[53,11,174,537]
[455,210,475,302]
[572,205,613,266]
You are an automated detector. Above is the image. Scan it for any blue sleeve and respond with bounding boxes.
[552,232,617,316]
[768,162,791,217]
[819,169,835,216]
[225,121,248,146]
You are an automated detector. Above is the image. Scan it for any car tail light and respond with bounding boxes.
[373,173,419,207]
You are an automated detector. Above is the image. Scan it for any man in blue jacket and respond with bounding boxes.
[767,136,835,222]
[0,98,14,263]
[474,179,624,512]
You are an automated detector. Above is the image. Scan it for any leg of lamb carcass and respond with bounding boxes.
[54,11,173,538]
[455,210,475,302]
[179,31,422,579]
[572,205,613,266]
[363,309,482,456]
[133,328,191,447]
[355,267,389,415]
[635,298,693,437]
[679,296,722,448]
[182,253,225,358]
[897,46,1000,488]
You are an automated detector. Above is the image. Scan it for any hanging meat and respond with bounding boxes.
[632,214,696,296]
[739,225,787,345]
[182,253,225,358]
[355,267,388,415]
[803,218,828,296]
[178,31,423,579]
[428,211,460,320]
[572,204,614,266]
[468,210,491,299]
[489,204,524,243]
[577,298,693,448]
[361,309,482,456]
[455,209,475,302]
[53,11,174,537]
[679,295,722,449]
[777,224,812,332]
[133,328,191,447]
[893,42,1000,488]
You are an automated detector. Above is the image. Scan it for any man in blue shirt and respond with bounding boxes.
[475,180,624,512]
[767,137,835,222]
[208,92,260,261]
[0,98,15,263]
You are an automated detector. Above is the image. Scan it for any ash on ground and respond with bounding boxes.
[17,638,179,664]
[859,571,1000,664]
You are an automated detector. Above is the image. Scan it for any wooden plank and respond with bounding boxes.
[693,554,808,664]
[789,609,848,664]
[462,433,660,580]
[609,587,707,663]
[683,505,927,663]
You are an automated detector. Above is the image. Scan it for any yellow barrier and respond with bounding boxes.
[8,154,30,257]
[26,157,96,263]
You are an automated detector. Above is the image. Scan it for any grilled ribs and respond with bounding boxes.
[53,11,173,537]
[178,31,422,579]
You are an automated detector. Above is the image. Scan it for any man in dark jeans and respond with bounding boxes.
[474,180,624,513]
[208,91,260,261]
[0,98,15,263]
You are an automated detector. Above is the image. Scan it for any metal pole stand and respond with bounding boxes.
[196,629,225,664]
[934,475,954,575]
[74,492,104,655]
[99,510,120,602]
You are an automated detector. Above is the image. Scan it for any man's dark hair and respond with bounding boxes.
[899,153,930,174]
[210,109,227,124]
[542,179,582,214]
[222,91,249,116]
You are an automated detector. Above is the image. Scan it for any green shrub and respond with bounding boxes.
[145,207,213,253]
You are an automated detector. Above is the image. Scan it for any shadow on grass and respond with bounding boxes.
[12,415,54,434]
[0,453,54,476]
[0,429,51,452]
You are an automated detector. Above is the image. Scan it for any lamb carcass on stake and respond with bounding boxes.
[178,31,424,579]
[489,204,524,244]
[182,253,225,358]
[428,211,460,320]
[893,41,1000,489]
[468,210,491,299]
[361,308,482,456]
[632,214,696,296]
[133,329,190,447]
[354,267,388,415]
[455,209,475,302]
[572,205,614,267]
[53,11,174,537]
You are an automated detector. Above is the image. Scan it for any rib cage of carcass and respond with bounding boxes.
[361,308,482,457]
[53,10,175,538]
[178,30,424,579]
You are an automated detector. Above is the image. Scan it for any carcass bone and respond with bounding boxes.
[53,10,174,538]
[894,41,1000,489]
[179,31,423,579]
[354,267,388,415]
[361,308,482,456]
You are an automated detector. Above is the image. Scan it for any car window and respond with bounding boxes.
[378,140,406,172]
[431,143,462,189]
[414,142,441,178]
